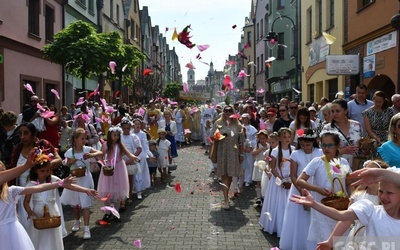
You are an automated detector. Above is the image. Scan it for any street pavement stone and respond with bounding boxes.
[63,142,279,249]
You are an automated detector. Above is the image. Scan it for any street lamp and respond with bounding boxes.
[264,15,300,102]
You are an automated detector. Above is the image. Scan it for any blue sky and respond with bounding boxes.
[139,0,251,83]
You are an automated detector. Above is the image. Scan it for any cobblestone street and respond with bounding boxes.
[63,142,279,249]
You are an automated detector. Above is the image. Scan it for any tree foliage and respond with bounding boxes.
[42,20,144,89]
[162,82,182,99]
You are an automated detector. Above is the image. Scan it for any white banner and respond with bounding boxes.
[179,91,211,101]
[367,31,397,56]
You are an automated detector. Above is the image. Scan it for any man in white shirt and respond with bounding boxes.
[347,84,373,132]
[391,94,400,114]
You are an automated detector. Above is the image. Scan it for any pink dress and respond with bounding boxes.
[97,145,129,202]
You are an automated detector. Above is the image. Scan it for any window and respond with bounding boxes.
[76,0,86,7]
[23,80,37,106]
[261,54,264,72]
[116,4,120,25]
[260,19,263,39]
[247,31,252,46]
[45,5,54,42]
[306,7,312,43]
[28,0,40,36]
[256,23,259,40]
[45,83,56,106]
[88,0,94,13]
[316,0,322,36]
[134,0,137,13]
[358,0,374,10]
[257,57,259,73]
[130,19,135,39]
[327,0,334,28]
[309,84,315,103]
[110,0,114,20]
[277,0,285,9]
[290,27,295,57]
[277,33,285,59]
[328,78,338,101]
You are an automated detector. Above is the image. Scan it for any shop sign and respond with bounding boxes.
[326,55,359,75]
[179,91,211,101]
[367,31,397,56]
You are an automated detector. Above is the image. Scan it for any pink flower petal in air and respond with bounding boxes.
[51,89,60,100]
[76,97,85,106]
[36,103,46,112]
[24,83,35,94]
[100,193,111,202]
[183,82,189,94]
[197,44,210,52]
[41,110,55,119]
[109,61,116,74]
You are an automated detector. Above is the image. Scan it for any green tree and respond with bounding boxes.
[106,43,144,88]
[162,82,182,100]
[42,20,123,90]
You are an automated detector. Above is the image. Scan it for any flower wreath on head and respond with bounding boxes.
[297,128,317,139]
[319,130,342,138]
[120,117,132,126]
[363,160,382,169]
[34,148,53,166]
[109,126,123,133]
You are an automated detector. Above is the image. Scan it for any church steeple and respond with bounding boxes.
[187,61,195,86]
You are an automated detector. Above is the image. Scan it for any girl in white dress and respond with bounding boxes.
[60,128,103,240]
[157,128,171,184]
[260,133,278,199]
[259,127,294,237]
[292,166,400,248]
[279,128,323,250]
[316,160,387,249]
[120,118,142,206]
[24,153,98,248]
[132,119,152,199]
[296,130,352,249]
[251,130,269,205]
[0,160,90,250]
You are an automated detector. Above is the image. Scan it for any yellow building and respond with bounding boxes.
[301,0,345,102]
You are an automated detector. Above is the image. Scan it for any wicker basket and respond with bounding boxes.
[282,182,292,189]
[103,165,114,176]
[71,166,86,177]
[167,159,177,171]
[321,177,349,210]
[33,205,61,230]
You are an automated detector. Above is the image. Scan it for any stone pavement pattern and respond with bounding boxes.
[63,143,279,249]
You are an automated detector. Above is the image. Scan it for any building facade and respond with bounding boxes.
[301,0,345,102]
[344,0,398,99]
[265,0,299,103]
[0,0,63,113]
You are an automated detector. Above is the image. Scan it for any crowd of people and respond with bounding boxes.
[1,83,400,249]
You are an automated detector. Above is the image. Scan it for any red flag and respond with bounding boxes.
[87,91,96,99]
[114,90,120,98]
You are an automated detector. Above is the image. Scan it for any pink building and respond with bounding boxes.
[0,0,63,113]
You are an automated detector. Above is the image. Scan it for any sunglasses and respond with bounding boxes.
[224,109,233,113]
[31,100,38,103]
[279,109,287,112]
[320,143,336,149]
[289,107,298,109]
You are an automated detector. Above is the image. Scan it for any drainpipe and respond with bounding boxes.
[391,0,400,92]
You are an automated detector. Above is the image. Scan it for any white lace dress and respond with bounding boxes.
[0,186,35,249]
